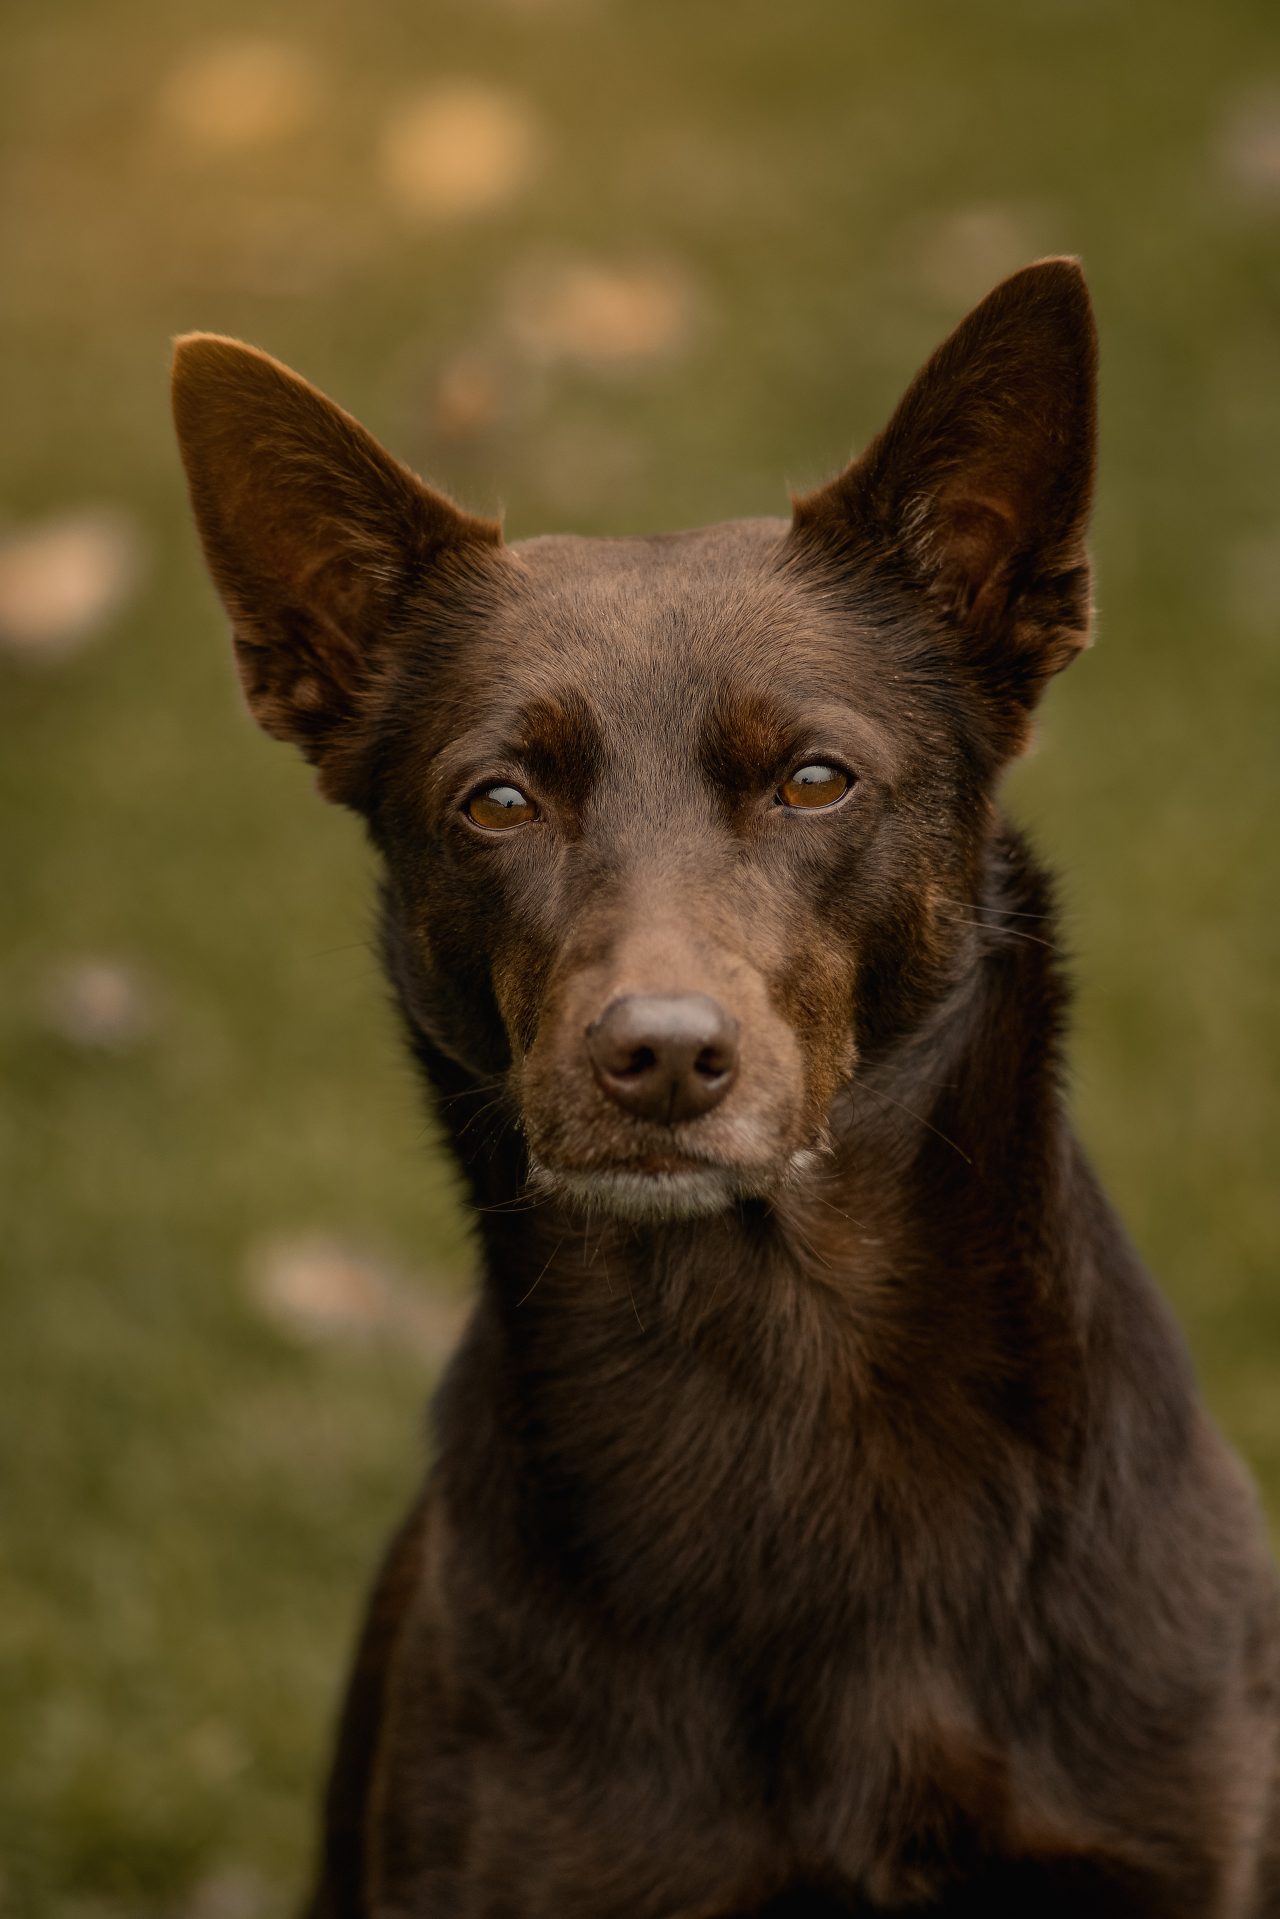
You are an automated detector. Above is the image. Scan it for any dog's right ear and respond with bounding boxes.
[172,336,502,807]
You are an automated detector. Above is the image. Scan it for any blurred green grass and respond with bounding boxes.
[2,0,1278,1912]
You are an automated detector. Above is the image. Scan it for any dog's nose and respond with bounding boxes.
[586,993,739,1125]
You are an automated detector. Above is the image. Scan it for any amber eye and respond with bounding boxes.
[777,763,851,810]
[465,784,537,830]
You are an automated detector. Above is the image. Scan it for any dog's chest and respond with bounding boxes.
[759,1648,1022,1900]
[487,1314,1040,1891]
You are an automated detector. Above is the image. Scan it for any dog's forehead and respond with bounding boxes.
[489,518,853,724]
[507,520,791,650]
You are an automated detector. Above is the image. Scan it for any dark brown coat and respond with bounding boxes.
[173,261,1280,1916]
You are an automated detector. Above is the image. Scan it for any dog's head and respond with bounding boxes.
[173,260,1095,1222]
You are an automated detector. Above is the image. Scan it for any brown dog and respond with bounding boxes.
[173,260,1280,1916]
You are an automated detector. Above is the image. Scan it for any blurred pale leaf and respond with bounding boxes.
[0,509,144,659]
[40,959,155,1052]
[432,348,515,440]
[504,258,698,366]
[1217,84,1280,200]
[158,38,325,153]
[182,1866,267,1919]
[379,83,544,221]
[249,1234,467,1359]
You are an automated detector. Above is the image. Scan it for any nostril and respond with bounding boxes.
[694,1045,731,1079]
[618,1045,657,1079]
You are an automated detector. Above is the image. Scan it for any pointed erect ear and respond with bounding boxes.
[172,335,502,806]
[792,258,1097,699]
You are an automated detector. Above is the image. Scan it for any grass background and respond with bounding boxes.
[2,0,1277,1912]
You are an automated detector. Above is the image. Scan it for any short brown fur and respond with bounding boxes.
[173,261,1280,1916]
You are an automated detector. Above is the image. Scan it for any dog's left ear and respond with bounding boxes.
[792,257,1097,707]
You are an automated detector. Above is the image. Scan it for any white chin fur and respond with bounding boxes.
[531,1162,742,1222]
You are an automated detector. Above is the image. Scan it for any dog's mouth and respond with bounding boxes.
[528,1156,746,1221]
[526,1145,823,1223]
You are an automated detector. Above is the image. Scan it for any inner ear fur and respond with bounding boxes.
[792,257,1098,702]
[172,334,502,806]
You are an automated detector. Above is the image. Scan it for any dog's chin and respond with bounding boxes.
[529,1159,746,1223]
